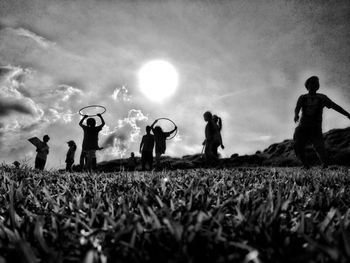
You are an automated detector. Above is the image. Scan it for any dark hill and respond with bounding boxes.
[96,127,350,171]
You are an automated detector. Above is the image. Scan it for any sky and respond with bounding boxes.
[0,0,349,169]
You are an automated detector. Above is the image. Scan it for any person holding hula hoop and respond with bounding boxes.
[79,112,105,173]
[150,119,177,169]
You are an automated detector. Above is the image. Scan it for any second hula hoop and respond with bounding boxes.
[79,105,106,117]
[156,118,178,140]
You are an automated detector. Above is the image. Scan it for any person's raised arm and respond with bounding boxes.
[294,96,303,123]
[165,125,177,138]
[329,101,350,119]
[97,113,105,128]
[150,119,158,131]
[79,115,88,127]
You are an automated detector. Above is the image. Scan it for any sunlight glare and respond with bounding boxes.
[138,60,178,102]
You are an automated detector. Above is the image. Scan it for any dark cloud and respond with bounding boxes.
[0,99,33,116]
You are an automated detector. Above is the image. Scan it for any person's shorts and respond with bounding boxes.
[87,150,96,159]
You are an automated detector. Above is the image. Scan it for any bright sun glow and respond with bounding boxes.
[138,60,179,102]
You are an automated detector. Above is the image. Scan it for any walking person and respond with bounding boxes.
[35,135,50,170]
[79,113,105,172]
[65,140,77,172]
[294,76,350,168]
[139,126,155,171]
[150,120,177,169]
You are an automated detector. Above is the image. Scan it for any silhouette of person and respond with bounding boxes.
[127,152,137,171]
[13,161,20,169]
[212,115,225,157]
[79,113,105,172]
[294,76,350,168]
[35,135,50,170]
[203,111,217,164]
[140,126,155,170]
[66,140,77,172]
[150,119,177,168]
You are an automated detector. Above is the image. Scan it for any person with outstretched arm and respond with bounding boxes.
[150,119,177,169]
[293,76,350,169]
[79,113,105,172]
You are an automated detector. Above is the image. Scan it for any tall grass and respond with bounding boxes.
[0,166,349,262]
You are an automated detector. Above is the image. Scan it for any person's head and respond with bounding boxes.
[67,140,76,147]
[154,126,163,134]
[13,161,20,168]
[43,135,50,142]
[87,118,96,127]
[305,76,319,93]
[146,126,151,134]
[131,152,135,157]
[203,111,212,122]
[213,115,219,122]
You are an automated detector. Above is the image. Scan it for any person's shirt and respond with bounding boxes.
[36,142,49,160]
[213,122,222,143]
[82,125,103,150]
[153,131,171,154]
[128,156,137,167]
[141,134,155,152]
[66,145,76,161]
[205,120,216,142]
[297,93,336,127]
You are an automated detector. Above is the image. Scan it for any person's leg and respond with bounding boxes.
[80,151,86,170]
[39,159,46,170]
[92,157,97,170]
[141,152,147,170]
[293,126,309,168]
[148,152,153,170]
[204,141,215,165]
[311,128,328,168]
[155,152,161,168]
[86,151,93,173]
[35,157,40,169]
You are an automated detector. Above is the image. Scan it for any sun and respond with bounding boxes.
[138,60,179,102]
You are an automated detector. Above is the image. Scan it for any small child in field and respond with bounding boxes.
[293,76,350,168]
[79,113,105,172]
[66,140,77,172]
[35,135,50,170]
[127,152,137,171]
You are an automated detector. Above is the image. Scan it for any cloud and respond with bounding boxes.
[101,109,148,158]
[111,86,131,102]
[0,99,33,116]
[54,84,83,102]
[11,27,54,49]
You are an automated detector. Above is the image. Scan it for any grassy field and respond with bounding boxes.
[0,166,350,263]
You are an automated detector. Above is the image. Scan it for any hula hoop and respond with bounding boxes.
[156,118,178,140]
[79,105,106,117]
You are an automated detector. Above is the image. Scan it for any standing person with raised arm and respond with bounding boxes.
[139,126,155,171]
[79,113,105,172]
[150,119,177,169]
[294,76,350,169]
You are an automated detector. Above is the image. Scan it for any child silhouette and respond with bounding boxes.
[79,113,105,172]
[294,76,350,168]
[66,140,77,172]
